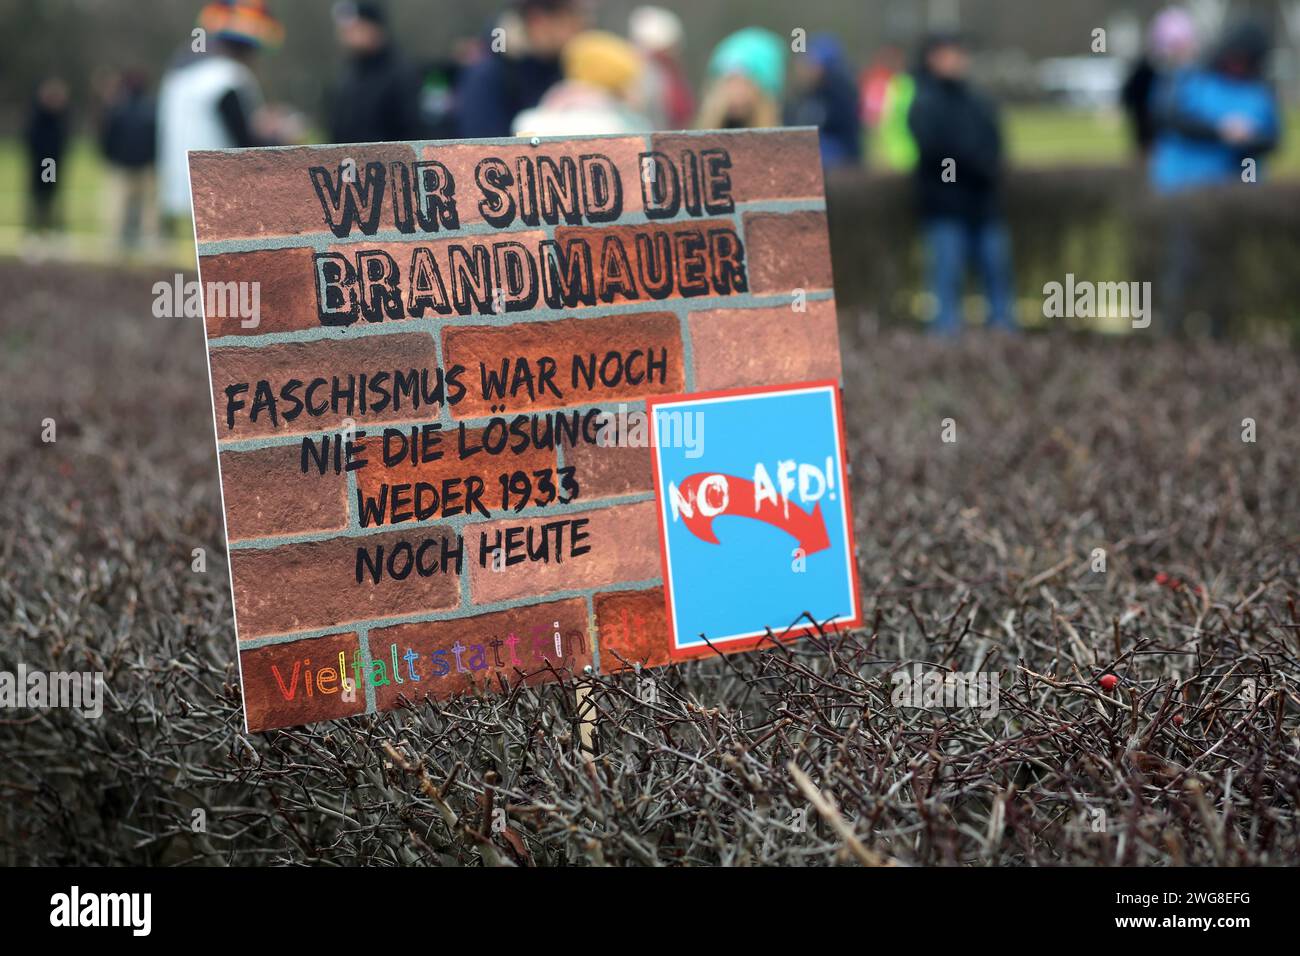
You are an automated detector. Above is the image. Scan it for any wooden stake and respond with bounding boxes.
[576,667,596,753]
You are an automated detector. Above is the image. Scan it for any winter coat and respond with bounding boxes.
[906,74,1003,223]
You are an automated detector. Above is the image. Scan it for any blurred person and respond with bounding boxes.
[1120,6,1199,157]
[156,0,285,227]
[99,69,159,252]
[1149,20,1280,194]
[24,77,71,235]
[861,46,904,129]
[1148,20,1281,336]
[697,27,785,129]
[784,34,862,170]
[455,0,587,139]
[876,56,919,171]
[628,6,693,130]
[415,40,480,141]
[907,33,1015,335]
[328,1,424,144]
[513,31,651,137]
[415,35,504,140]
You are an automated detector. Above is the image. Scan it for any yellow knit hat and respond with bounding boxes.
[562,31,644,95]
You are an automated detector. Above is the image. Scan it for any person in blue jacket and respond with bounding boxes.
[454,0,586,139]
[784,34,863,170]
[1149,21,1280,194]
[1149,21,1280,336]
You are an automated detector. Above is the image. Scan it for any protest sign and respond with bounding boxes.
[648,380,859,659]
[189,128,857,732]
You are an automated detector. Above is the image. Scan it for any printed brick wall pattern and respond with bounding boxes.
[189,128,845,731]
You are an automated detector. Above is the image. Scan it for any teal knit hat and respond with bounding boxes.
[707,27,786,98]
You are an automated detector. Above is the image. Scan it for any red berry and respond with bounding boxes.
[1173,714,1184,726]
[1099,674,1119,691]
[1155,572,1168,584]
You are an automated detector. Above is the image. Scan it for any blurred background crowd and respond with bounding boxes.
[5,0,1299,339]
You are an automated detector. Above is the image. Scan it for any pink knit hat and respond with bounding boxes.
[1149,6,1197,58]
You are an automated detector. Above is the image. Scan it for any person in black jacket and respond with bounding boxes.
[100,69,159,251]
[454,0,586,139]
[907,33,1015,335]
[328,2,424,144]
[25,77,71,235]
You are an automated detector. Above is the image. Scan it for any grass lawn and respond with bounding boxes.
[1004,105,1133,165]
[0,136,105,235]
[865,104,1300,172]
[0,136,194,265]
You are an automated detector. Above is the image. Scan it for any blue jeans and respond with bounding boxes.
[923,219,1017,335]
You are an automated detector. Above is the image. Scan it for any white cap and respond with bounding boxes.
[629,6,682,53]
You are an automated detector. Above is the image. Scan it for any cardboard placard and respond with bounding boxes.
[189,128,857,732]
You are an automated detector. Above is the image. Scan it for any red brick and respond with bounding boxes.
[550,220,748,304]
[190,144,418,242]
[595,587,671,672]
[442,313,684,419]
[231,528,460,638]
[321,231,548,323]
[370,598,591,709]
[649,130,824,205]
[689,300,842,391]
[742,210,834,294]
[565,437,654,500]
[209,332,441,441]
[220,444,349,541]
[240,632,366,731]
[468,501,659,604]
[354,423,557,525]
[198,248,320,337]
[420,138,647,226]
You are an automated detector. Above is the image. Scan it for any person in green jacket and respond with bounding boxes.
[878,70,917,171]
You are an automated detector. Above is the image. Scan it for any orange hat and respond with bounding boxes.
[198,0,285,49]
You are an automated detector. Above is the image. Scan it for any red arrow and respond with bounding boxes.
[672,473,831,554]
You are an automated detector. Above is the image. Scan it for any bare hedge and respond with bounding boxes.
[2,257,1298,866]
[826,168,1300,339]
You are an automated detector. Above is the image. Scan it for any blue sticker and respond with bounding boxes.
[649,382,859,653]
